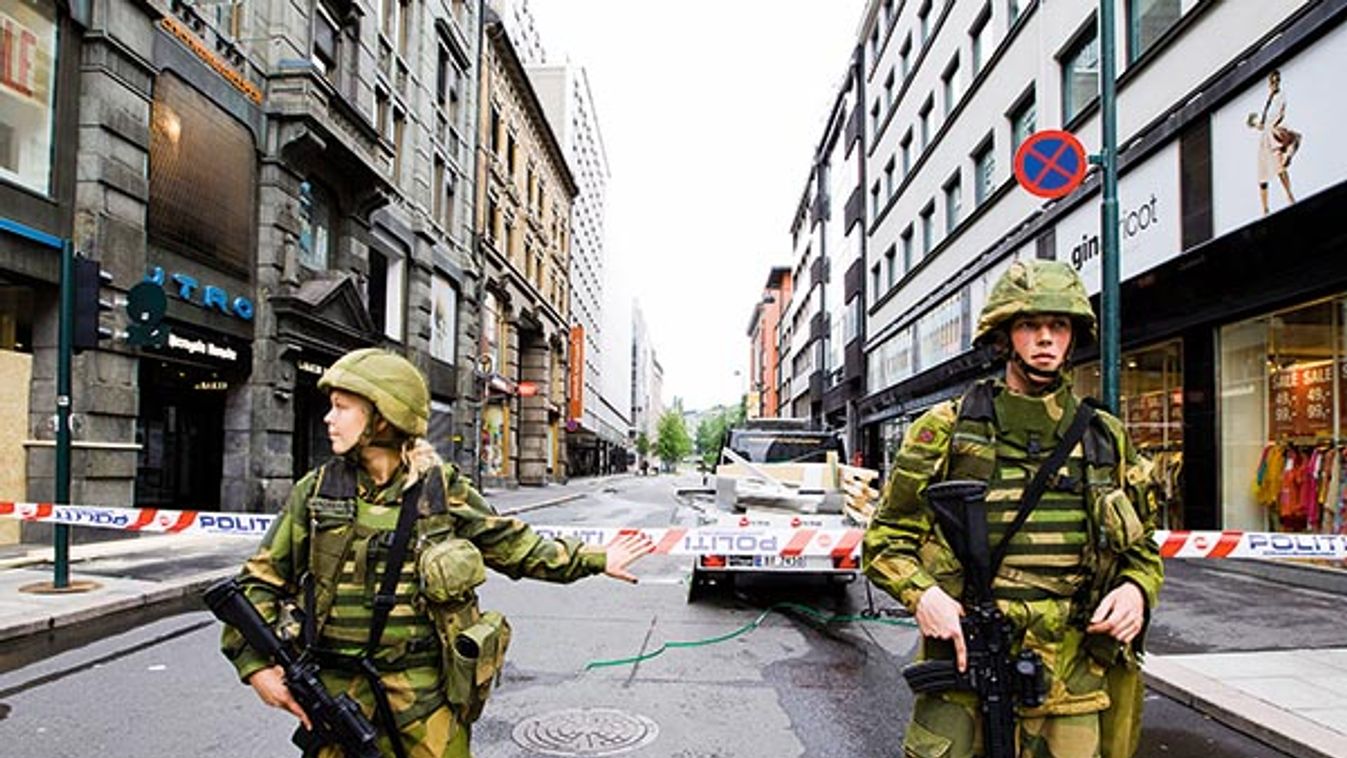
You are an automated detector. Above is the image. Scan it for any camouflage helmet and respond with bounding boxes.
[974,259,1097,348]
[317,348,429,437]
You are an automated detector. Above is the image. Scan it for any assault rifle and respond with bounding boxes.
[901,480,1046,758]
[205,577,382,758]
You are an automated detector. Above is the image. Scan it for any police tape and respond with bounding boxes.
[2,501,1345,560]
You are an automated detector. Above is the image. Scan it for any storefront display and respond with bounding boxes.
[0,0,57,195]
[1076,340,1184,528]
[1221,296,1347,534]
[482,403,507,478]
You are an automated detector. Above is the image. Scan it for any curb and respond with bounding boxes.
[499,493,585,517]
[0,567,233,644]
[1144,656,1347,758]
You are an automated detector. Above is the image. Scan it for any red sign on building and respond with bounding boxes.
[567,325,584,424]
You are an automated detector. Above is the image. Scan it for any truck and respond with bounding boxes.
[683,420,880,601]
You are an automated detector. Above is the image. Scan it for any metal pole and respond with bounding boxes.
[54,241,74,589]
[1098,0,1121,414]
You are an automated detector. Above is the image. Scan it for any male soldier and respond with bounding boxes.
[863,260,1163,757]
[220,348,652,757]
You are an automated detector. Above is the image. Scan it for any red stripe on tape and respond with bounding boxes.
[33,503,52,519]
[164,511,197,533]
[1209,531,1241,559]
[0,502,12,515]
[654,528,686,554]
[781,529,816,558]
[127,508,158,531]
[1159,530,1189,558]
[831,529,863,559]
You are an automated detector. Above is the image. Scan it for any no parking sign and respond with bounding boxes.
[1014,130,1088,199]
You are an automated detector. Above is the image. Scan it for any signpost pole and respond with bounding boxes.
[1098,0,1122,414]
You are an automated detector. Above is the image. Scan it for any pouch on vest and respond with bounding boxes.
[447,611,512,723]
[419,538,487,604]
[1098,488,1144,552]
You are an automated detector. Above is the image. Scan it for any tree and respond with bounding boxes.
[655,410,692,468]
[695,404,747,469]
[635,432,650,458]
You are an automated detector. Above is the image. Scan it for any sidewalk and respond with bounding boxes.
[2,476,1343,758]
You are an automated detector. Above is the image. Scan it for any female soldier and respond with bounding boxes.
[220,348,651,757]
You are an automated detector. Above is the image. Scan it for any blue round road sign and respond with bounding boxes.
[1013,130,1087,199]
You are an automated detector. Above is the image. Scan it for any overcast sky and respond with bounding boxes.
[529,1,868,412]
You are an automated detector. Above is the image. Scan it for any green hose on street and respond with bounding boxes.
[583,602,916,671]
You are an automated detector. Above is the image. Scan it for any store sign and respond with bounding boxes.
[1212,23,1347,235]
[1053,142,1180,296]
[1269,360,1335,439]
[296,360,326,376]
[159,16,262,104]
[146,266,255,321]
[568,325,584,422]
[0,0,55,194]
[167,332,239,362]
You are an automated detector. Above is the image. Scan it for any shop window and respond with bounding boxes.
[1221,298,1347,535]
[298,180,332,271]
[148,73,256,275]
[1127,0,1181,63]
[0,286,34,351]
[0,0,57,195]
[1076,339,1184,528]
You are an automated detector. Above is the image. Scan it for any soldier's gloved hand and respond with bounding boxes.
[603,531,656,584]
[248,664,312,731]
[916,586,968,672]
[1087,582,1146,644]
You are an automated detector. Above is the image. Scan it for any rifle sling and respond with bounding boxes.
[359,477,424,758]
[987,401,1096,580]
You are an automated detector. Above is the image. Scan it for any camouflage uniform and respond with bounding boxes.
[862,261,1163,758]
[221,349,606,758]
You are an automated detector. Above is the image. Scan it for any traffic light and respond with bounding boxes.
[125,281,169,347]
[72,257,114,353]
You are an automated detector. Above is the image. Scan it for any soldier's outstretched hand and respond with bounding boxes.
[916,585,968,672]
[603,532,656,584]
[1087,582,1146,644]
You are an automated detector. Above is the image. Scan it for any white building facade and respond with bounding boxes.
[853,0,1347,534]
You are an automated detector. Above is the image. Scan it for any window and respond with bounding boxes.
[971,7,991,75]
[899,35,912,80]
[871,262,883,300]
[942,56,962,117]
[1062,21,1099,123]
[375,90,390,139]
[433,157,446,224]
[870,180,881,218]
[312,2,339,78]
[397,0,410,56]
[0,0,57,195]
[1008,0,1022,25]
[901,225,915,270]
[871,98,881,135]
[870,23,881,69]
[944,174,962,233]
[883,69,896,112]
[1010,91,1036,154]
[919,98,933,150]
[430,275,457,363]
[885,244,898,288]
[488,106,500,153]
[506,133,517,175]
[900,130,913,177]
[884,158,896,199]
[392,109,405,183]
[883,0,895,29]
[298,180,331,270]
[1128,0,1181,62]
[973,137,996,206]
[920,203,935,256]
[918,0,932,46]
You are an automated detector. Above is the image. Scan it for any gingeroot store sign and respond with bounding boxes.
[1052,141,1180,297]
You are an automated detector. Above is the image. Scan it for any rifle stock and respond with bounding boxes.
[205,578,383,758]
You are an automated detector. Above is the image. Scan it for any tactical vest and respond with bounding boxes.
[303,458,459,665]
[944,379,1124,618]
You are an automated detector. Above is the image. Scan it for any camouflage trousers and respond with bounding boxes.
[901,665,1145,758]
[313,664,473,758]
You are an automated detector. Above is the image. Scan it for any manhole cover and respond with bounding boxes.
[512,707,658,756]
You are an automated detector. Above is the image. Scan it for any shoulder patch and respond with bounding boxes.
[916,428,936,444]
